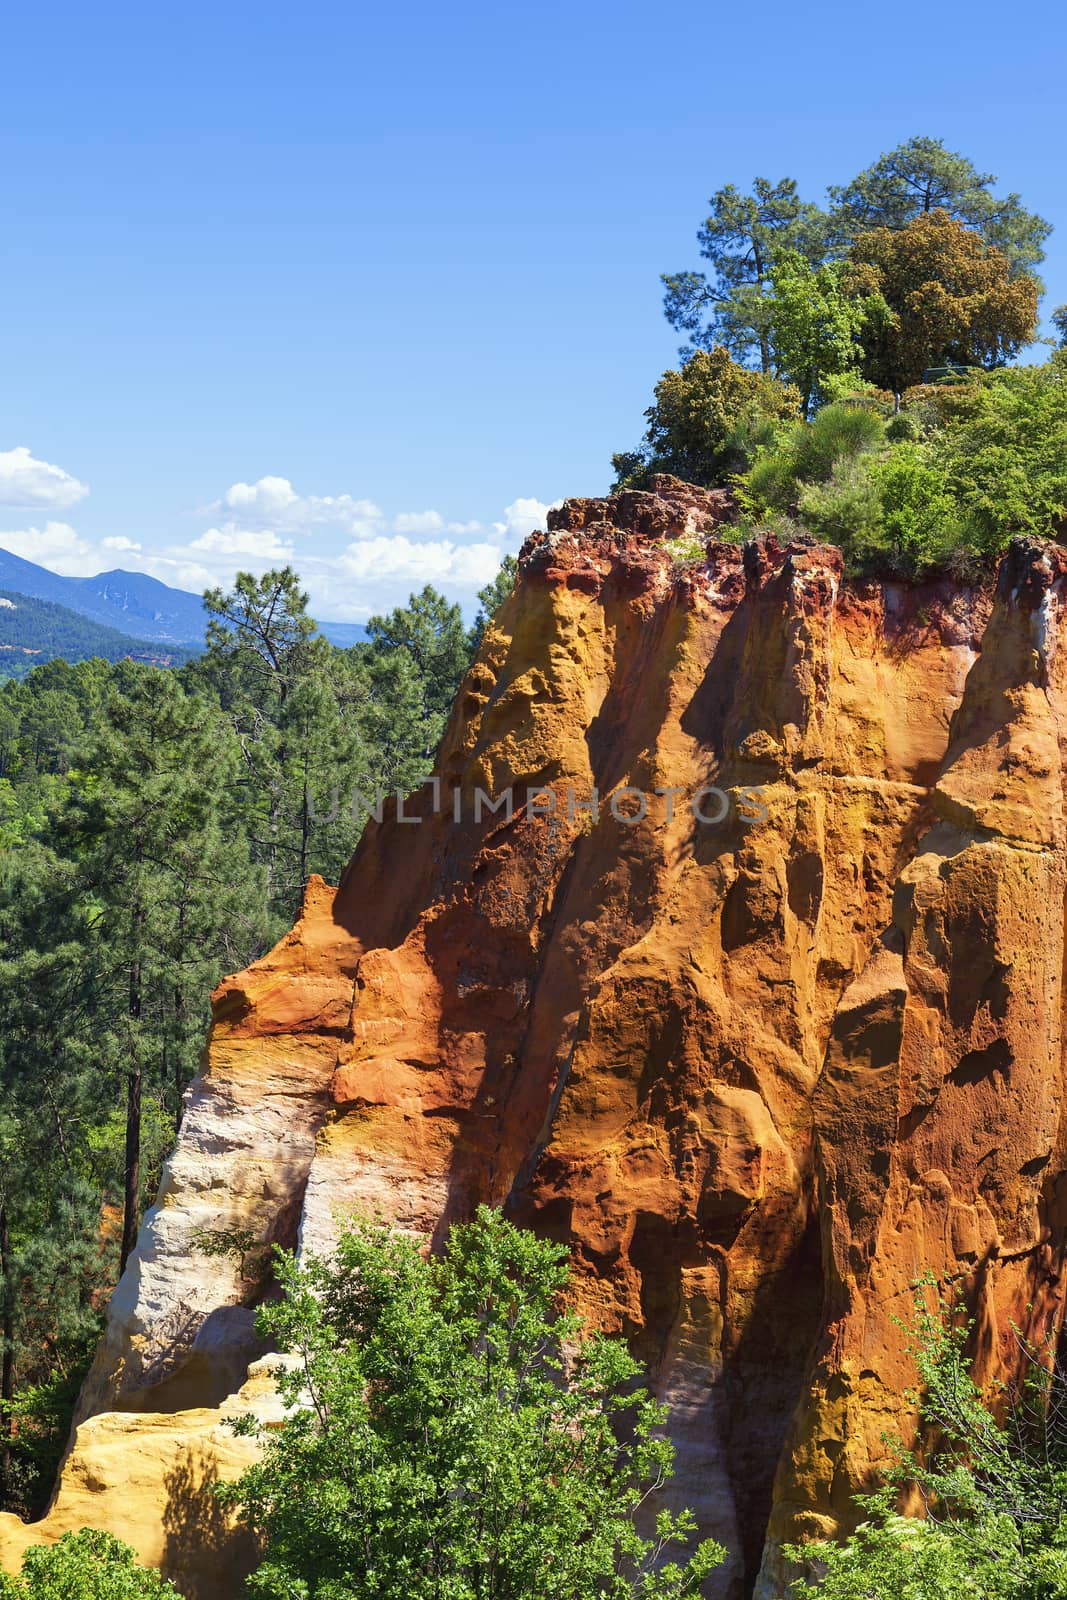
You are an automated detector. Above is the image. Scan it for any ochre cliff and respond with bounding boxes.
[4,475,1067,1598]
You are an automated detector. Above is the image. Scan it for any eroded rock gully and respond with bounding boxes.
[5,475,1067,1598]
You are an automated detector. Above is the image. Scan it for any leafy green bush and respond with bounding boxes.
[737,356,1067,580]
[0,1530,179,1599]
[612,346,801,489]
[788,1283,1067,1598]
[795,456,882,551]
[789,1501,1027,1599]
[741,403,886,519]
[928,353,1067,554]
[220,1207,724,1600]
[859,444,963,578]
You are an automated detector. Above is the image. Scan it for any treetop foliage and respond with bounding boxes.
[663,136,1050,380]
[622,136,1065,583]
[0,1529,180,1599]
[848,210,1039,392]
[221,1207,724,1600]
[826,134,1052,277]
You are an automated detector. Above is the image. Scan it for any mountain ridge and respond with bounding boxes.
[0,547,366,649]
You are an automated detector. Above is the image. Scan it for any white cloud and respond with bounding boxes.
[208,477,553,551]
[221,475,300,521]
[392,510,446,536]
[0,447,89,510]
[0,520,100,575]
[190,526,296,562]
[337,536,506,588]
[211,475,383,535]
[0,467,555,622]
[493,497,553,541]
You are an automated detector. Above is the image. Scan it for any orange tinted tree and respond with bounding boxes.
[849,210,1038,395]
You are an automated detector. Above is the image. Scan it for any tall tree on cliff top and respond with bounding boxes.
[662,178,828,371]
[828,135,1052,277]
[664,139,1050,381]
[849,211,1039,393]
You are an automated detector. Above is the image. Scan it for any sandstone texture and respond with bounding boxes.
[5,475,1067,1598]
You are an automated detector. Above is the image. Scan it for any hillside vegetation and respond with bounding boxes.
[0,590,194,680]
[615,137,1067,580]
[0,561,514,1516]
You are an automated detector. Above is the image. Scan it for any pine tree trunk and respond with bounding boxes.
[174,980,186,1132]
[0,1201,15,1502]
[121,958,143,1274]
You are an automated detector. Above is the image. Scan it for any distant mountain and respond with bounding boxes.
[0,547,367,649]
[0,588,196,680]
[75,567,210,644]
[0,547,207,645]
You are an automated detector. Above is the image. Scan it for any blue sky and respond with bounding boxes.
[2,0,1064,621]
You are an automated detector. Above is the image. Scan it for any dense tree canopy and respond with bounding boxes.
[760,252,890,415]
[848,210,1039,393]
[222,1208,723,1600]
[827,135,1052,276]
[0,561,512,1517]
[365,586,472,726]
[662,136,1049,401]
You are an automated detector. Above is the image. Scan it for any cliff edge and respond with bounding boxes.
[5,475,1066,1599]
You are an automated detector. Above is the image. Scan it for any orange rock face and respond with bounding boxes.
[8,476,1067,1599]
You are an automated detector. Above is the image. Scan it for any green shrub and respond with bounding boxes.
[788,1281,1067,1598]
[221,1208,723,1600]
[737,356,1067,580]
[859,444,963,579]
[795,456,882,550]
[0,1530,179,1599]
[742,403,886,518]
[788,1501,1026,1599]
[612,346,801,489]
[930,354,1067,554]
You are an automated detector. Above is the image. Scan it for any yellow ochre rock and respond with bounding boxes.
[7,478,1067,1600]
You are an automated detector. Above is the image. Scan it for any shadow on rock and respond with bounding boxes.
[161,1446,258,1600]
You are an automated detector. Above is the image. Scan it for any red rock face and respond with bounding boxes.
[12,477,1067,1599]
